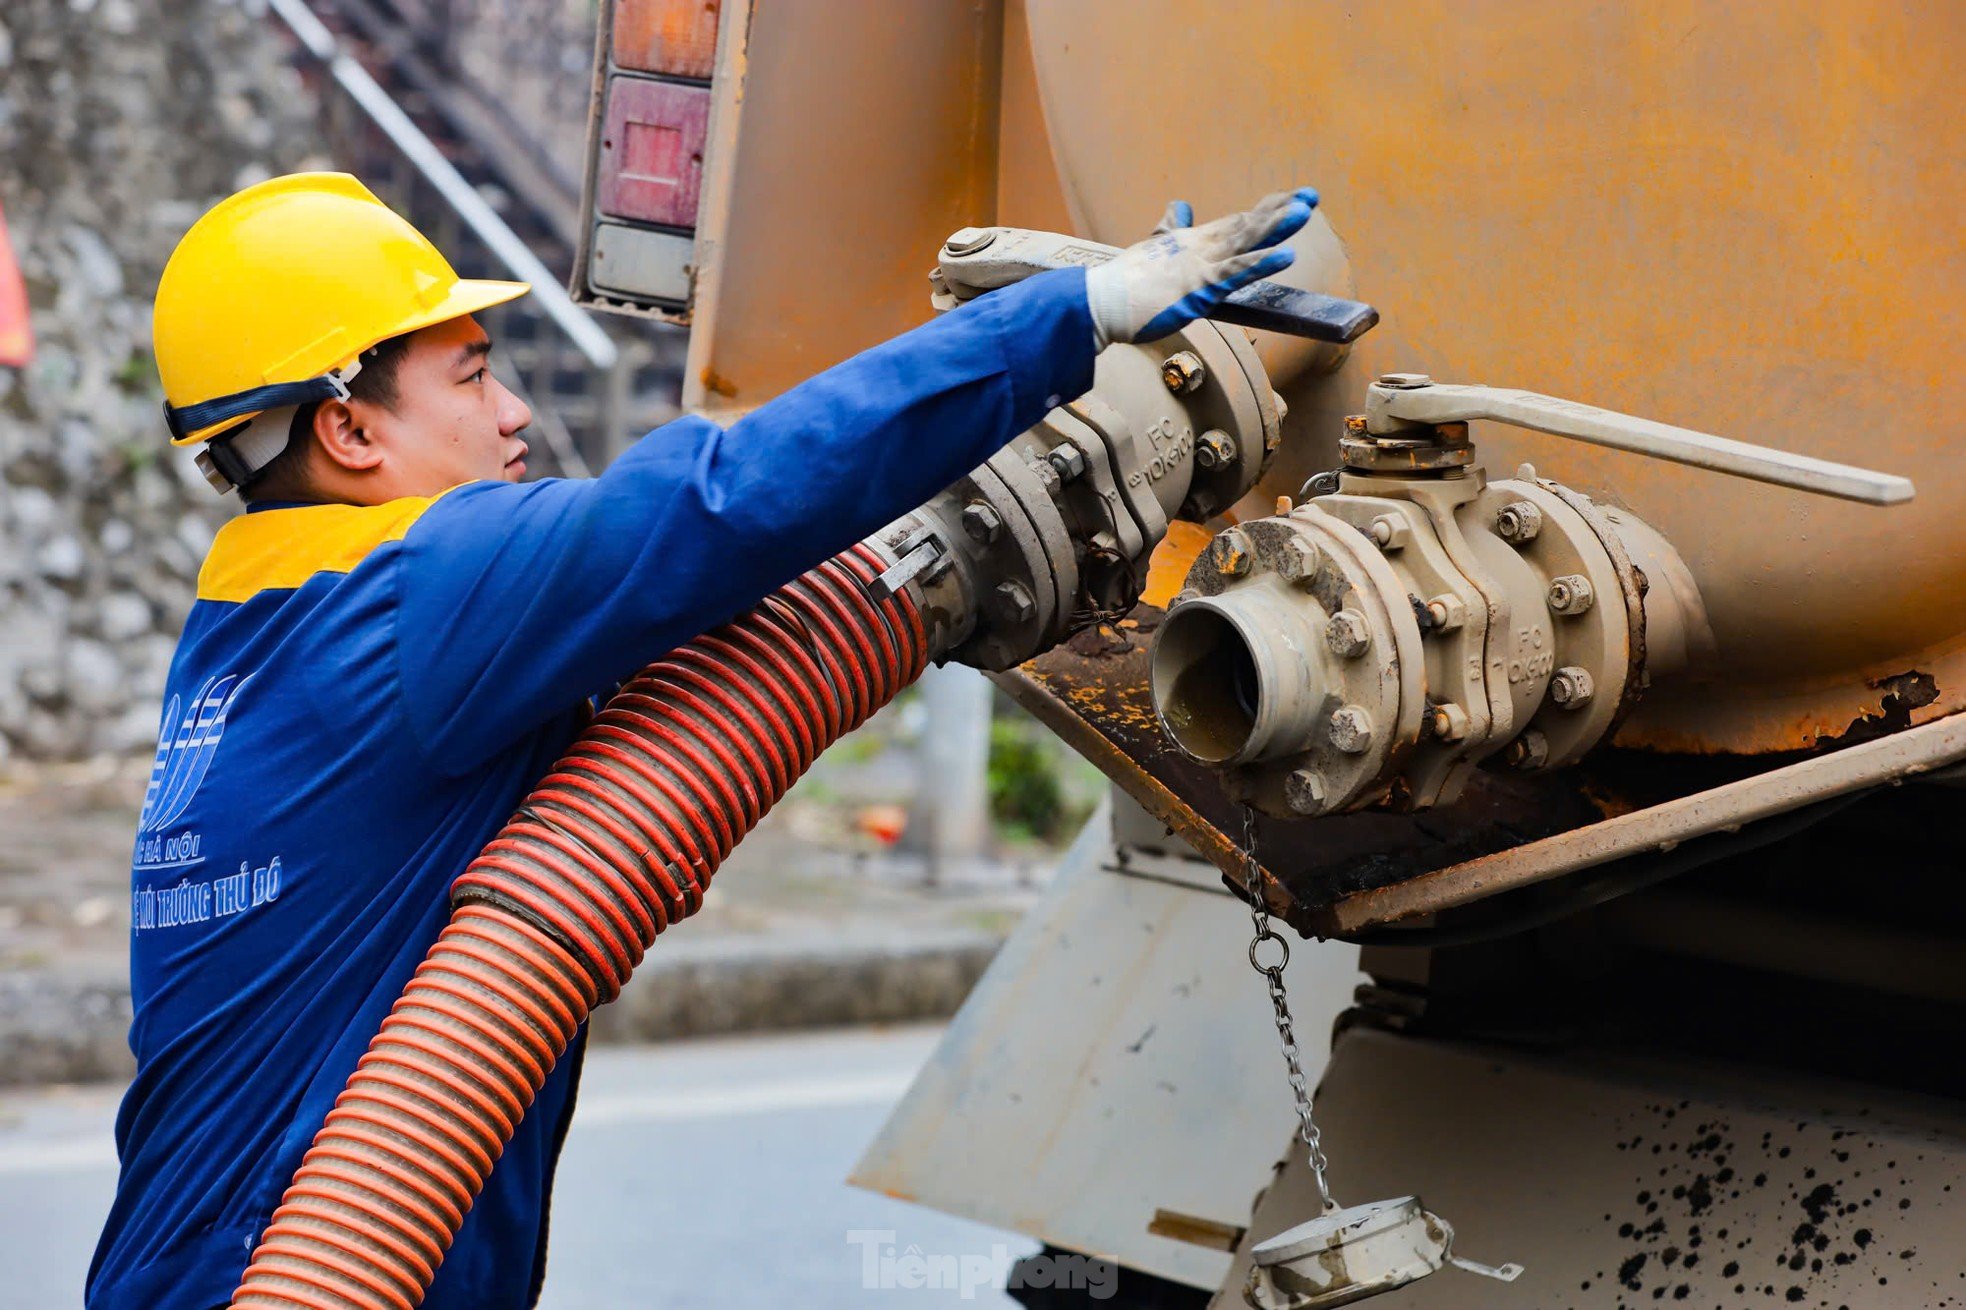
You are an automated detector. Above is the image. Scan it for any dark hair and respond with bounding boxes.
[242,332,416,502]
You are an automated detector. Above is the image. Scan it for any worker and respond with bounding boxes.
[85,172,1319,1309]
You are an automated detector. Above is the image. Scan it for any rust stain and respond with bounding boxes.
[1141,520,1211,609]
[1810,671,1940,752]
[698,366,739,399]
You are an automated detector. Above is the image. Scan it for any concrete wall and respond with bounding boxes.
[0,0,327,763]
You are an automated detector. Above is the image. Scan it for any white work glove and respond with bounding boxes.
[1083,188,1318,348]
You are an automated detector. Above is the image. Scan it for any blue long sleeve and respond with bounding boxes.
[393,267,1095,771]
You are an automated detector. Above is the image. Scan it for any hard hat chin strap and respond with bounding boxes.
[171,360,363,495]
[163,360,361,444]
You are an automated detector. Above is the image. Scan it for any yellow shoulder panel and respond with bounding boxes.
[196,495,447,603]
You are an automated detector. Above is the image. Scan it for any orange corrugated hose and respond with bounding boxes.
[232,543,927,1309]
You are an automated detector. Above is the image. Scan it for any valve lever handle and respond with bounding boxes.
[938,228,1379,345]
[1366,380,1914,507]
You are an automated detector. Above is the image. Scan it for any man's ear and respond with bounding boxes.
[310,398,385,474]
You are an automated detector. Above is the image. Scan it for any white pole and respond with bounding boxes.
[915,664,993,883]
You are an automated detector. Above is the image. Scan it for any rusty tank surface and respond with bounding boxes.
[1021,0,1962,758]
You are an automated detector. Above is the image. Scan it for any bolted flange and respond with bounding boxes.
[1329,705,1374,754]
[1046,444,1087,482]
[1195,429,1238,470]
[1277,538,1323,584]
[1284,768,1327,815]
[994,580,1037,624]
[1547,574,1595,616]
[1549,666,1595,708]
[1208,528,1254,577]
[1427,702,1471,742]
[1495,500,1543,545]
[1161,350,1205,393]
[960,500,1003,544]
[1424,593,1467,633]
[1325,610,1371,658]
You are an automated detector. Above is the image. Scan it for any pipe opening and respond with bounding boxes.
[1153,604,1264,764]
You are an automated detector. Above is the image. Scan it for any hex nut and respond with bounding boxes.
[1208,529,1254,578]
[1047,444,1087,482]
[1428,702,1471,742]
[1161,351,1205,393]
[961,500,1003,544]
[1367,515,1410,551]
[1495,500,1543,545]
[1276,537,1322,584]
[1548,574,1596,615]
[1195,429,1238,470]
[1325,610,1372,658]
[1424,593,1467,633]
[1502,729,1550,770]
[1550,665,1595,709]
[1329,705,1374,754]
[994,580,1037,625]
[1284,768,1327,815]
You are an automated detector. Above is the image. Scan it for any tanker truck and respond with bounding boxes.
[567,3,1966,1305]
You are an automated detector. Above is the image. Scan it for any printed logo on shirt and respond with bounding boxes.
[136,673,250,854]
[130,672,281,932]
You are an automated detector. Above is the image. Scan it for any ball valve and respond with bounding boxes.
[1151,374,1915,818]
[864,225,1376,670]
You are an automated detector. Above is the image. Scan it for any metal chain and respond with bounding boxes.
[1240,808,1336,1213]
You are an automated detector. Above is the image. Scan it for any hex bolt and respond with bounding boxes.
[1194,429,1238,470]
[1376,372,1433,389]
[993,580,1037,625]
[1424,593,1467,633]
[1494,500,1543,545]
[1207,528,1253,578]
[1328,705,1374,754]
[1550,665,1596,709]
[1548,574,1596,616]
[1285,768,1327,815]
[1276,537,1323,584]
[1161,351,1206,393]
[1367,515,1410,551]
[1325,610,1372,658]
[960,500,1003,545]
[1428,702,1471,742]
[1501,729,1550,771]
[1047,444,1087,482]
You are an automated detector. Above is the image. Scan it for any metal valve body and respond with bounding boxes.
[874,260,1280,670]
[1152,450,1709,818]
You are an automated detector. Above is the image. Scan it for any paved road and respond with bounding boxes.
[0,1025,1039,1308]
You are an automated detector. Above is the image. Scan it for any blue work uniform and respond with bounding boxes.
[86,268,1094,1309]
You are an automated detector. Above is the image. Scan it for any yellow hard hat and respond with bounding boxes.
[154,172,529,446]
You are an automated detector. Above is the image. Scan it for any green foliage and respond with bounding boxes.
[987,713,1097,845]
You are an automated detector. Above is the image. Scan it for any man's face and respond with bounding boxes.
[347,315,533,494]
